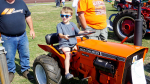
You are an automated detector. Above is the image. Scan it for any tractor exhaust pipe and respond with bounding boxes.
[132,0,143,46]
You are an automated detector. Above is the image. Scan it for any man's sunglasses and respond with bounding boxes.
[60,14,71,18]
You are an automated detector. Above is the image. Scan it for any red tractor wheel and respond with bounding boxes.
[113,10,147,42]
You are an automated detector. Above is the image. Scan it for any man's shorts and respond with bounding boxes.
[59,44,76,50]
[85,26,108,41]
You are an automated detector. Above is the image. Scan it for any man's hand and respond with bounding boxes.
[30,30,35,39]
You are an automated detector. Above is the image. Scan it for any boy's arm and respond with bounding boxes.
[59,33,69,40]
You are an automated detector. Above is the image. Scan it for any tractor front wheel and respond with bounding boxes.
[33,55,62,84]
[113,10,147,42]
[117,6,122,11]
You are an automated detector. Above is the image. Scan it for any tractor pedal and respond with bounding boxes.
[81,76,91,81]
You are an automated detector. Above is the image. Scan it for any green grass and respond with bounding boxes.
[10,1,150,84]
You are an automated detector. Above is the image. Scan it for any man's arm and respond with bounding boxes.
[78,11,87,29]
[25,16,35,39]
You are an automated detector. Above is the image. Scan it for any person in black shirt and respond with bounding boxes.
[0,0,35,83]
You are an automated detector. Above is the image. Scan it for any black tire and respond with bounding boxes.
[33,55,62,84]
[113,10,147,42]
[117,6,122,11]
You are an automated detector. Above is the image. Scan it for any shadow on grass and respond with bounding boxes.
[15,58,36,84]
[107,9,118,12]
[143,33,150,40]
[61,76,88,84]
[144,63,150,73]
[52,6,63,8]
[108,30,120,41]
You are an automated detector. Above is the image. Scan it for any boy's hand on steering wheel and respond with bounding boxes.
[64,35,69,40]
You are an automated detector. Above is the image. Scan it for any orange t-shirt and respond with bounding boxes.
[77,0,107,29]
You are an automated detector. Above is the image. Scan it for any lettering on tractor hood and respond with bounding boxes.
[79,46,125,62]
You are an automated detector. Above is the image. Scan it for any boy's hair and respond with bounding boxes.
[60,7,73,16]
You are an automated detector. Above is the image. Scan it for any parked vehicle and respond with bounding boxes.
[112,0,134,11]
[33,32,148,84]
[108,1,150,42]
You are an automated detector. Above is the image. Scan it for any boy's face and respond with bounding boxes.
[60,12,72,24]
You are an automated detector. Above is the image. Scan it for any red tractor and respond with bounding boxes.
[113,0,135,11]
[33,32,148,84]
[108,1,150,42]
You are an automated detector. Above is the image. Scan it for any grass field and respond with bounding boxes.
[10,1,150,84]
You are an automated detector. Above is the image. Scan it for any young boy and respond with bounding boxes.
[56,7,88,79]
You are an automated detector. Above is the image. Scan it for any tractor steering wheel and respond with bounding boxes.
[68,31,95,38]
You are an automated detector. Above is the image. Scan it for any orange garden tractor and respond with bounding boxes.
[33,32,149,84]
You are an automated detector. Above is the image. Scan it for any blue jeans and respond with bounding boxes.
[56,1,60,7]
[2,31,30,73]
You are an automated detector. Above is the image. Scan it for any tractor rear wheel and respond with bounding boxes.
[113,10,147,42]
[33,54,62,84]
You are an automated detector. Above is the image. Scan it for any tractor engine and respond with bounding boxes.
[76,39,148,84]
[93,57,116,77]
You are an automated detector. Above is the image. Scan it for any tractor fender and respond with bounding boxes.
[38,44,65,60]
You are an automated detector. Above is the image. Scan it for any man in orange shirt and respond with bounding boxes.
[77,0,108,41]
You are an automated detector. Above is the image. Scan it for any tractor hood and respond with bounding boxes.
[77,39,148,59]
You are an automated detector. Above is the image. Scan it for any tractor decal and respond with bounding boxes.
[79,46,125,62]
[81,53,89,57]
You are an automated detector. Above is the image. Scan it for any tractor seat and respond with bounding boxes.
[45,33,64,54]
[53,45,64,54]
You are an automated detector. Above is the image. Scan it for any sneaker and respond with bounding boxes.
[22,70,34,81]
[65,73,74,79]
[9,72,14,83]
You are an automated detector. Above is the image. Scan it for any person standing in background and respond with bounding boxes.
[60,0,62,7]
[0,0,35,83]
[56,0,60,7]
[77,0,108,41]
[62,0,65,7]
